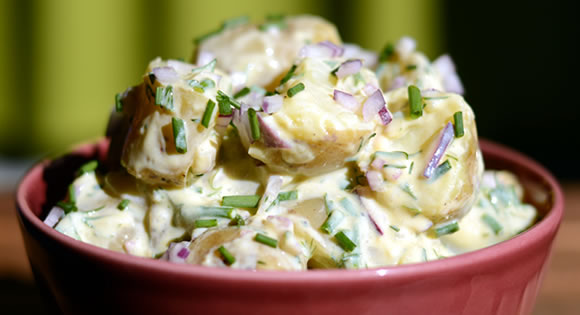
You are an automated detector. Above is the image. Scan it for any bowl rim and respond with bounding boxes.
[15,138,565,285]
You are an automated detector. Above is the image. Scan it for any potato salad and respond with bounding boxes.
[44,15,537,270]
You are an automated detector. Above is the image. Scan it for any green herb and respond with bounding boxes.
[194,219,218,228]
[217,90,241,109]
[68,184,76,204]
[155,86,174,111]
[422,96,449,100]
[406,64,417,71]
[373,150,409,160]
[335,231,357,252]
[172,117,187,153]
[453,111,464,138]
[320,210,345,234]
[277,190,298,202]
[188,80,204,93]
[445,154,459,161]
[217,92,233,115]
[115,93,123,112]
[389,225,400,232]
[57,201,77,214]
[201,99,216,128]
[254,233,278,248]
[280,65,297,85]
[233,87,250,99]
[339,198,358,216]
[481,214,503,235]
[186,205,235,219]
[357,133,377,153]
[222,195,261,208]
[400,183,417,200]
[117,199,129,210]
[379,43,395,62]
[191,59,217,74]
[218,245,236,266]
[384,164,407,169]
[433,221,460,237]
[201,78,215,89]
[403,206,422,216]
[265,91,278,96]
[229,215,245,226]
[77,160,98,176]
[247,108,261,140]
[431,160,452,180]
[353,72,366,85]
[408,85,422,118]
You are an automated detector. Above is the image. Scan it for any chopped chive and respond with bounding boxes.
[201,99,216,128]
[403,206,422,216]
[192,59,217,74]
[406,64,417,71]
[277,190,298,202]
[172,117,187,153]
[373,150,409,160]
[265,91,279,96]
[408,85,422,118]
[287,83,305,97]
[201,78,215,89]
[194,219,218,228]
[217,90,241,109]
[222,195,261,208]
[233,87,250,99]
[254,233,278,248]
[68,184,76,204]
[217,93,233,115]
[248,108,260,140]
[320,210,345,234]
[445,154,459,161]
[155,86,174,111]
[335,231,357,252]
[117,199,130,210]
[115,93,123,112]
[187,80,205,93]
[389,225,400,232]
[384,164,407,169]
[339,198,358,216]
[280,64,297,85]
[379,43,395,62]
[57,201,77,214]
[453,111,464,138]
[229,215,245,226]
[77,160,98,176]
[408,161,414,174]
[422,96,449,100]
[481,214,503,235]
[431,160,452,180]
[400,183,417,200]
[218,245,236,266]
[433,221,460,237]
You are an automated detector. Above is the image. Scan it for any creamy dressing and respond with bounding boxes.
[50,15,537,270]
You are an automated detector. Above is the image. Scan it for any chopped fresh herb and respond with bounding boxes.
[115,93,123,112]
[400,183,417,200]
[379,43,395,62]
[201,99,216,128]
[218,245,236,266]
[481,214,503,235]
[453,111,464,138]
[374,150,409,160]
[389,225,400,232]
[117,199,130,210]
[265,91,278,96]
[433,221,460,237]
[248,108,260,140]
[172,117,187,153]
[57,201,77,214]
[68,184,76,204]
[188,205,235,219]
[339,198,358,216]
[217,90,241,109]
[445,154,459,161]
[335,231,357,252]
[188,80,205,93]
[194,219,218,228]
[229,215,245,226]
[431,160,452,180]
[201,78,215,89]
[406,64,417,71]
[77,160,98,176]
[422,96,449,100]
[320,210,345,234]
[233,87,250,99]
[357,133,377,153]
[277,190,298,202]
[217,92,233,115]
[254,233,278,248]
[191,59,217,74]
[280,64,297,85]
[155,86,174,111]
[384,164,407,169]
[353,72,366,85]
[403,206,422,216]
[222,195,260,208]
[408,85,422,118]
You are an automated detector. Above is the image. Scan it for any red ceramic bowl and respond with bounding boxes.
[16,139,564,315]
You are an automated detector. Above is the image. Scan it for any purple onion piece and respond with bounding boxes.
[362,90,386,121]
[335,59,362,79]
[378,106,392,126]
[43,206,65,228]
[177,247,190,259]
[257,115,292,148]
[258,175,283,212]
[371,158,386,170]
[216,114,233,127]
[423,122,455,178]
[333,90,359,111]
[366,170,384,192]
[342,43,378,68]
[152,66,178,84]
[433,54,464,95]
[355,189,384,235]
[318,40,344,57]
[162,241,191,264]
[232,108,252,146]
[263,95,283,114]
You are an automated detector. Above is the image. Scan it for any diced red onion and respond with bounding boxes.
[258,175,283,213]
[333,90,359,111]
[371,158,385,170]
[216,114,233,127]
[44,206,65,228]
[335,59,362,79]
[423,122,454,178]
[177,247,190,259]
[368,213,384,235]
[387,76,406,91]
[396,36,417,58]
[362,83,378,96]
[197,50,215,67]
[433,54,464,95]
[384,168,403,181]
[257,115,292,148]
[162,241,190,264]
[152,67,178,84]
[232,108,252,147]
[318,40,344,57]
[366,170,384,192]
[355,188,384,235]
[342,43,378,68]
[378,106,392,126]
[263,95,283,114]
[363,90,386,121]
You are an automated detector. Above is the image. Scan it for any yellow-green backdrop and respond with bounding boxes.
[0,0,442,157]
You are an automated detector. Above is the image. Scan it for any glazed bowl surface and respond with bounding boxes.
[16,139,564,315]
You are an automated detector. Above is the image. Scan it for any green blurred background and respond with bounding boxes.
[0,0,577,180]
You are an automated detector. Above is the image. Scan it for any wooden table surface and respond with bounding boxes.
[1,184,578,314]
